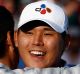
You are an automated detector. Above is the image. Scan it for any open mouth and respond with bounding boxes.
[29,50,46,56]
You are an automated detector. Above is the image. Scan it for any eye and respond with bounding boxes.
[44,31,57,36]
[44,33,53,36]
[25,31,33,35]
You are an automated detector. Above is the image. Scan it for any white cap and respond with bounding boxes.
[18,1,68,33]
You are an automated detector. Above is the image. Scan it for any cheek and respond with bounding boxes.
[43,38,62,66]
[44,38,60,50]
[18,35,30,48]
[46,40,60,55]
[44,37,62,58]
[17,35,30,59]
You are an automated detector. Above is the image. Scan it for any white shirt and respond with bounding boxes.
[0,63,80,74]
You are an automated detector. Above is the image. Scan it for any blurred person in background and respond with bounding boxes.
[63,0,79,16]
[62,0,80,66]
[0,6,19,70]
[62,25,80,66]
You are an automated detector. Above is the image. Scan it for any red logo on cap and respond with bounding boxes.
[40,9,46,14]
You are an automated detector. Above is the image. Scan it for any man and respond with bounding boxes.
[0,6,19,70]
[2,1,79,74]
[14,1,68,68]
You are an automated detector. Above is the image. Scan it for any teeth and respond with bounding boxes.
[30,51,45,56]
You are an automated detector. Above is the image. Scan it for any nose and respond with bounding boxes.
[32,33,44,46]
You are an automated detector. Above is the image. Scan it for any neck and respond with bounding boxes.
[51,59,66,67]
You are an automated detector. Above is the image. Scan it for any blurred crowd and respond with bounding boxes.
[0,0,80,66]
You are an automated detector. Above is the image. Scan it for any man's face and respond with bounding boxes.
[15,23,64,68]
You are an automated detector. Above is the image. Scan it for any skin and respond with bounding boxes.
[15,23,65,68]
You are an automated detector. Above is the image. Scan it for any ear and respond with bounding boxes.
[7,31,12,46]
[14,31,18,47]
[7,31,14,53]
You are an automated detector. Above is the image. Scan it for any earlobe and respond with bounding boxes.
[14,31,18,47]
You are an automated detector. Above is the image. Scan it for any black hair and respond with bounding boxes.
[0,6,14,58]
[19,20,51,32]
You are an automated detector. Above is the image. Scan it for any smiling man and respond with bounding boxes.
[14,1,68,68]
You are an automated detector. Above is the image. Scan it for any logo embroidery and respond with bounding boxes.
[35,4,51,14]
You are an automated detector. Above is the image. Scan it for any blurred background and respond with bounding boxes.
[0,0,80,68]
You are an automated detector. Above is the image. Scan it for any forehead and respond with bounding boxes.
[19,20,54,31]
